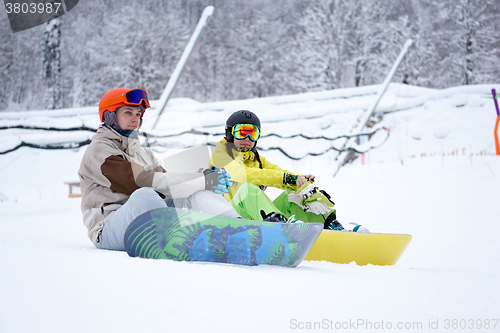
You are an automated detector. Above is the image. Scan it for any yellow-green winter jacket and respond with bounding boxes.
[209,138,303,201]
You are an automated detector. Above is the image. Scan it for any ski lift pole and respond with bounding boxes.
[492,89,500,155]
[332,39,413,177]
[152,6,214,130]
[492,89,500,116]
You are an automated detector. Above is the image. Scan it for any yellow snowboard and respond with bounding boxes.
[304,230,412,266]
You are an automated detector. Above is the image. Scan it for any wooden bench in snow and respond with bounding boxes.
[64,181,81,198]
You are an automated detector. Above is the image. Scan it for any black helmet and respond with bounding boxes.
[225,110,261,143]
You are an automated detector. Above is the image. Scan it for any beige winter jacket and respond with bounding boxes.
[78,125,205,246]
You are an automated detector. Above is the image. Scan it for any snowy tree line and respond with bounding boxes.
[0,0,499,111]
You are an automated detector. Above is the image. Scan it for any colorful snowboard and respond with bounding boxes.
[125,207,323,267]
[304,230,412,266]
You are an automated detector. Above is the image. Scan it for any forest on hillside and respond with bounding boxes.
[0,0,499,111]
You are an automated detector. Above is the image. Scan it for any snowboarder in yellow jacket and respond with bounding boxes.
[210,110,347,231]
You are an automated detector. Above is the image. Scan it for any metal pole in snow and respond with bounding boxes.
[492,89,500,155]
[332,39,414,177]
[492,89,500,116]
[152,6,214,130]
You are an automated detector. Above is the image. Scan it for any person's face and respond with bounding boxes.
[115,106,142,130]
[233,136,255,149]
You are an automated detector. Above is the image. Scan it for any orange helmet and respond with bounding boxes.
[98,88,151,122]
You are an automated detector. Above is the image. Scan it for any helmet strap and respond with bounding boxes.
[225,126,234,143]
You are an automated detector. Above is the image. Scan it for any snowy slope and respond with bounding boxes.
[1,83,499,333]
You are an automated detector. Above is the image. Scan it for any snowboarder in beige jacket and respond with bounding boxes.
[78,88,238,250]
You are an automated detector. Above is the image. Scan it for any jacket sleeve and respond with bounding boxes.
[101,154,205,199]
[152,171,205,199]
[243,155,302,190]
[100,155,163,195]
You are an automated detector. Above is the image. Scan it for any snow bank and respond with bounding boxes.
[1,84,499,333]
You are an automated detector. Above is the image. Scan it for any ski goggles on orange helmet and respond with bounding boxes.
[232,123,261,141]
[100,88,151,111]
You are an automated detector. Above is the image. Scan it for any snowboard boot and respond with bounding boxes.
[260,210,287,223]
[324,214,370,233]
[324,214,344,231]
[286,215,304,224]
[345,222,370,233]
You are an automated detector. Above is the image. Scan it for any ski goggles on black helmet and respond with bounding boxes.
[232,123,261,141]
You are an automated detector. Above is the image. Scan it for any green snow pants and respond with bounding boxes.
[230,183,336,223]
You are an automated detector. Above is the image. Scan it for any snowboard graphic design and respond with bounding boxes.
[125,207,323,267]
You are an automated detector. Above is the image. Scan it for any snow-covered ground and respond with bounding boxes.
[1,83,499,332]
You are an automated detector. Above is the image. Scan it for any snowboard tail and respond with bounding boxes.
[304,229,412,266]
[125,207,323,267]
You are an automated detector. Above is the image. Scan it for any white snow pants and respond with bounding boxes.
[97,188,240,251]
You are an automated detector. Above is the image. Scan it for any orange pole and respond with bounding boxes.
[495,116,500,155]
